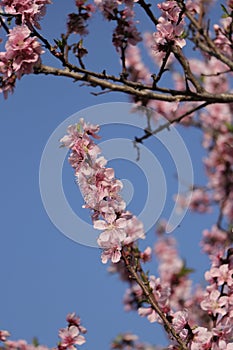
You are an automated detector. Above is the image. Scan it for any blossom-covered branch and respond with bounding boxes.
[0,313,86,350]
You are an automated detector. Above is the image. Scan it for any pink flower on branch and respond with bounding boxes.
[0,0,51,28]
[205,264,233,287]
[0,330,10,342]
[152,1,186,57]
[200,289,228,317]
[4,25,43,78]
[137,275,171,323]
[0,24,43,96]
[61,119,145,264]
[58,326,86,350]
[66,313,87,334]
[190,327,212,350]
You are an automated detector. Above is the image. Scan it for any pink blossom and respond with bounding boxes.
[200,289,228,317]
[212,318,233,349]
[97,233,123,264]
[172,310,188,334]
[144,31,174,67]
[123,216,145,244]
[138,306,160,323]
[140,246,152,262]
[59,326,86,350]
[214,28,232,58]
[113,20,141,50]
[152,17,186,55]
[138,275,171,322]
[0,51,16,98]
[94,0,118,20]
[66,313,87,334]
[157,1,181,22]
[201,225,227,259]
[0,0,51,28]
[152,1,186,56]
[95,217,127,239]
[205,264,233,286]
[186,0,201,15]
[190,327,212,350]
[5,25,43,78]
[67,2,95,36]
[0,330,10,342]
[80,118,100,139]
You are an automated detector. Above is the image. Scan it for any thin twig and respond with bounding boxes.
[172,46,205,93]
[0,15,10,34]
[152,48,171,86]
[137,0,158,26]
[121,250,189,350]
[134,101,210,144]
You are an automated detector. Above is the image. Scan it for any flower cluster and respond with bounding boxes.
[94,0,141,51]
[196,251,233,349]
[0,0,50,97]
[0,330,10,342]
[0,25,43,97]
[67,1,95,36]
[0,0,51,28]
[152,1,186,57]
[58,313,86,350]
[60,119,145,264]
[0,313,86,350]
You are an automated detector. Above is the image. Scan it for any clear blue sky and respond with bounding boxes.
[0,2,215,349]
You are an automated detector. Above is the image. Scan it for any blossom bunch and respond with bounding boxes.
[0,25,43,97]
[58,313,86,350]
[0,0,50,97]
[94,0,141,51]
[67,1,95,36]
[0,0,51,28]
[152,1,186,56]
[60,119,145,264]
[0,313,86,350]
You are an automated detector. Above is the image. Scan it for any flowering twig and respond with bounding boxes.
[121,249,189,350]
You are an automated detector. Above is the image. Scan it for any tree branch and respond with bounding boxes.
[34,64,233,103]
[176,0,233,71]
[172,46,205,93]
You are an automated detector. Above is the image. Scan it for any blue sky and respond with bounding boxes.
[0,2,216,349]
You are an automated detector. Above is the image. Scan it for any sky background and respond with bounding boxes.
[0,2,219,350]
